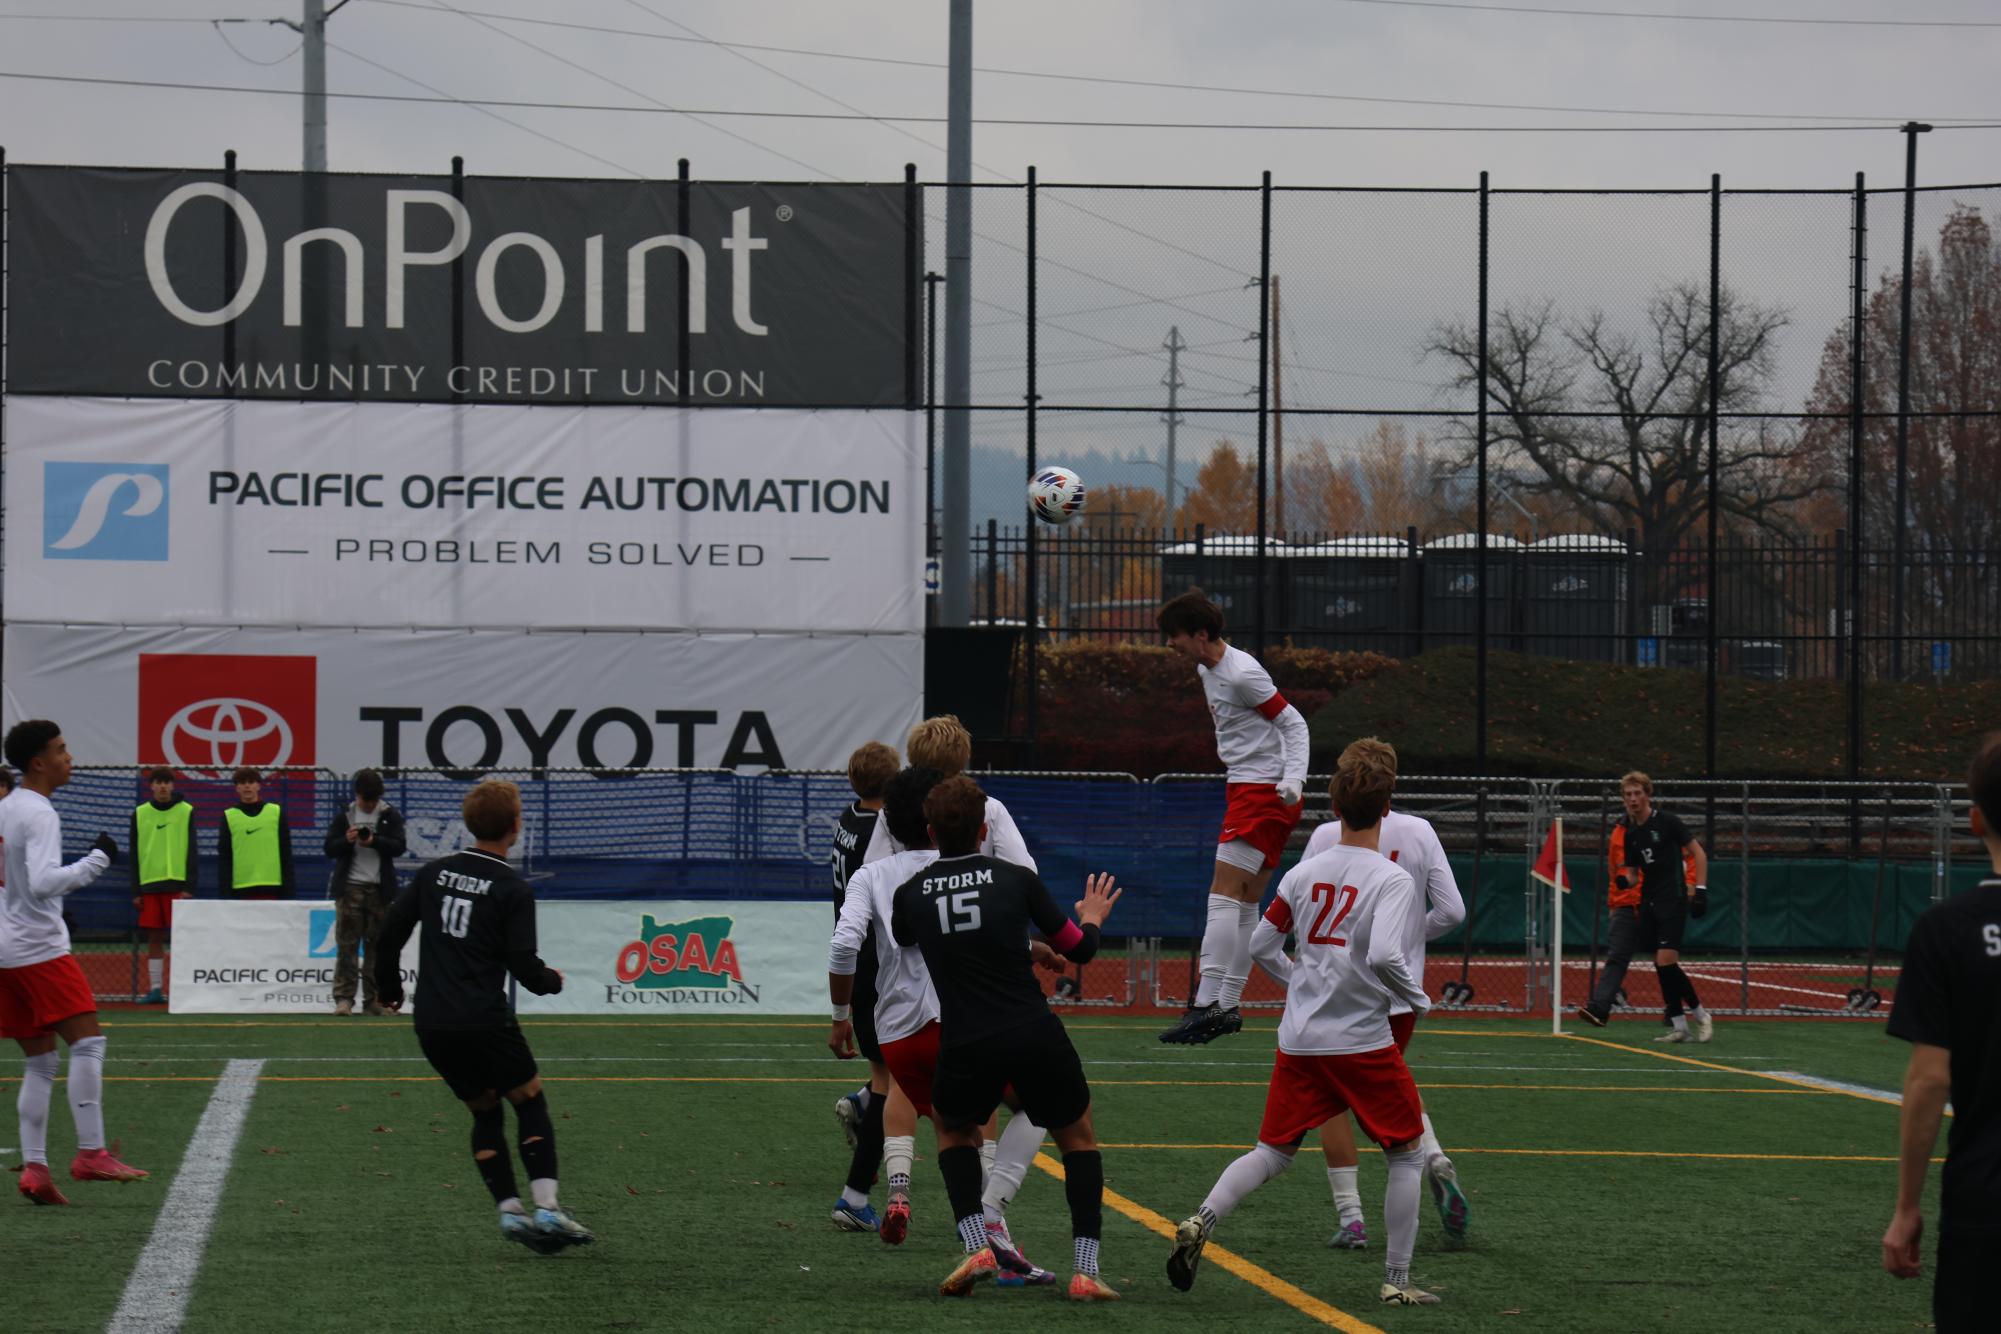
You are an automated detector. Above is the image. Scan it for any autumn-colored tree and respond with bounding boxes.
[1174,442,1260,533]
[1284,438,1364,535]
[1081,482,1167,533]
[1355,421,1445,534]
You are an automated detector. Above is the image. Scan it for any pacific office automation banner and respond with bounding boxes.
[4,166,914,406]
[516,901,829,1015]
[170,900,421,1013]
[1,623,921,774]
[4,398,920,633]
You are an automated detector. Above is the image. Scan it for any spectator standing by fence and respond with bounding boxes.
[130,766,196,1006]
[217,767,294,900]
[324,769,407,1017]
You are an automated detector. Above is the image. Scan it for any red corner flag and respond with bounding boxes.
[1531,819,1571,893]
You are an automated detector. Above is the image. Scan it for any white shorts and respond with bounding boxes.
[1215,838,1269,874]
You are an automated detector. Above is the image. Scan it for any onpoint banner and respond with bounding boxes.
[518,900,831,1015]
[6,166,915,407]
[2,623,922,775]
[4,397,921,633]
[169,900,421,1013]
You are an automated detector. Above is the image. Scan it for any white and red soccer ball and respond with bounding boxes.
[1027,466,1085,525]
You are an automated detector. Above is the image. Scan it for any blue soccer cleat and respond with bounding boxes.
[140,989,167,1006]
[531,1206,596,1250]
[502,1210,563,1255]
[831,1198,880,1232]
[835,1089,867,1148]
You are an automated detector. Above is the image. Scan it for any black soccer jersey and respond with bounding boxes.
[890,853,1096,1048]
[1612,810,1695,905]
[1886,879,2001,1226]
[832,802,878,915]
[375,849,562,1030]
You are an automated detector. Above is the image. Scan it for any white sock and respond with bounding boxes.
[529,1177,558,1210]
[1671,1014,1689,1033]
[1383,1145,1425,1276]
[498,1197,526,1217]
[17,1051,58,1166]
[1199,1141,1293,1225]
[147,958,164,990]
[67,1035,107,1151]
[1217,901,1258,1009]
[1195,894,1239,1006]
[1419,1111,1451,1175]
[982,1113,1044,1225]
[1689,1004,1709,1019]
[839,1185,869,1210]
[1327,1164,1363,1225]
[885,1134,915,1195]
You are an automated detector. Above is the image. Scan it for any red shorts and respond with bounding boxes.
[880,1020,943,1117]
[1390,1012,1417,1052]
[137,892,181,930]
[0,955,99,1040]
[1218,782,1304,870]
[1258,1045,1424,1149]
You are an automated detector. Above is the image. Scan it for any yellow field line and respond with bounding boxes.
[1558,1032,1919,1109]
[1093,1144,1941,1164]
[1030,1152,1384,1333]
[0,1075,1836,1094]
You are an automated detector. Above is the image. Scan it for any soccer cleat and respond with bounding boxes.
[985,1229,1036,1278]
[834,1089,866,1148]
[501,1210,564,1254]
[70,1148,148,1183]
[1427,1160,1469,1241]
[1156,1005,1206,1044]
[1381,1282,1442,1306]
[1691,1009,1715,1043]
[1327,1219,1368,1250]
[831,1198,880,1233]
[17,1163,70,1206]
[1653,1028,1692,1044]
[939,1246,999,1296]
[1067,1272,1122,1302]
[879,1193,910,1245]
[530,1206,595,1249]
[1167,1214,1210,1291]
[996,1264,1061,1288]
[1574,1004,1607,1028]
[1162,1003,1244,1046]
[140,989,166,1006]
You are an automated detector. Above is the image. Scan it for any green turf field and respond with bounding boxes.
[0,1014,1942,1333]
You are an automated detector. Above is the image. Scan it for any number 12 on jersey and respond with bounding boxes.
[1306,882,1359,946]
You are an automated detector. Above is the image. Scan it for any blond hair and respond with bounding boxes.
[906,715,972,777]
[462,779,522,841]
[1332,738,1398,830]
[1620,770,1654,795]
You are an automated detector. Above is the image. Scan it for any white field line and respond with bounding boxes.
[105,1059,266,1334]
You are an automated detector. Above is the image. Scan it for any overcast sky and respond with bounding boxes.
[4,1,1998,510]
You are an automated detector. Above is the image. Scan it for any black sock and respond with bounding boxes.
[1658,965,1688,1018]
[514,1091,558,1184]
[1062,1149,1104,1241]
[1677,968,1703,1010]
[845,1088,886,1195]
[470,1104,519,1206]
[937,1143,985,1227]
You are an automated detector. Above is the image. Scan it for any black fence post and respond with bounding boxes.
[450,157,465,395]
[1475,170,1491,776]
[1705,174,1722,847]
[677,158,692,409]
[1848,173,1868,848]
[1025,166,1039,758]
[222,150,237,382]
[986,518,999,626]
[925,271,942,570]
[1890,124,1931,682]
[1253,170,1273,656]
[903,163,920,411]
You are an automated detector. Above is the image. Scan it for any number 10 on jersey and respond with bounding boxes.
[441,896,473,938]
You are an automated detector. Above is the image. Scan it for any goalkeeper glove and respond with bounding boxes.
[91,832,120,865]
[1690,884,1709,919]
[1275,779,1303,807]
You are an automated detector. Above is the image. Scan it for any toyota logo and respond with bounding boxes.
[161,697,295,770]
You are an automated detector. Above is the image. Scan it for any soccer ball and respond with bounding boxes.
[1027,466,1085,525]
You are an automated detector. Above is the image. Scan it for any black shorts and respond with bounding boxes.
[417,1023,539,1102]
[1935,1223,1999,1334]
[851,955,883,1065]
[1637,900,1687,953]
[931,1013,1090,1133]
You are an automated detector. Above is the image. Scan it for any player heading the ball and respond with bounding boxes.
[1155,591,1310,1046]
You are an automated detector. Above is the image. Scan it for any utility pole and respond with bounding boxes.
[285,0,352,171]
[1162,326,1185,524]
[1271,273,1284,536]
[939,0,975,626]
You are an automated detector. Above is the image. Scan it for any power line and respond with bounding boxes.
[9,70,1994,136]
[1323,0,2001,29]
[343,1,2000,124]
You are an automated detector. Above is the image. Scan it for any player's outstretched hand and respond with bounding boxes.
[92,832,120,864]
[828,1019,857,1059]
[1075,873,1122,927]
[1882,1207,1923,1278]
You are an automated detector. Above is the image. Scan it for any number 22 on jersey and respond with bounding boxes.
[1306,882,1359,946]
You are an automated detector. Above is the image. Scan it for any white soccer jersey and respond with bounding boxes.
[828,848,940,1045]
[1254,843,1427,1055]
[0,788,111,969]
[1198,645,1308,785]
[860,794,1036,872]
[1303,811,1466,1015]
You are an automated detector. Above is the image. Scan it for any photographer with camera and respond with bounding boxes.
[1575,770,1713,1042]
[323,769,408,1017]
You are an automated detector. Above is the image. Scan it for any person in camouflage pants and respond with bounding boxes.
[322,770,408,1015]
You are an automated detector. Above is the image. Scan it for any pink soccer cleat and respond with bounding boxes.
[18,1162,71,1205]
[70,1148,149,1183]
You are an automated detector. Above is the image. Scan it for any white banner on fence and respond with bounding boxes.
[167,900,827,1015]
[516,900,829,1015]
[1,622,921,774]
[168,900,421,1014]
[4,397,921,633]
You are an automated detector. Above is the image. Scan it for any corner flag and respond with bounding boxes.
[1531,818,1571,893]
